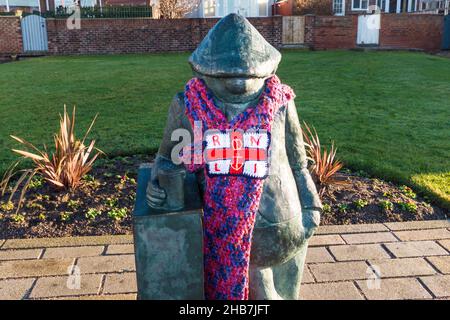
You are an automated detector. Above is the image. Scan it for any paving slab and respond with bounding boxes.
[384,241,448,258]
[0,258,74,279]
[341,232,398,244]
[438,240,450,252]
[0,278,35,300]
[51,293,137,300]
[42,246,105,259]
[0,249,43,261]
[76,254,135,274]
[309,234,345,247]
[368,258,437,278]
[306,247,335,263]
[106,244,135,255]
[427,256,450,274]
[385,220,449,231]
[103,272,137,294]
[356,278,432,300]
[29,274,103,299]
[300,282,364,300]
[394,229,450,241]
[420,275,450,298]
[301,267,315,284]
[309,261,369,282]
[328,244,391,261]
[315,224,388,235]
[2,235,133,249]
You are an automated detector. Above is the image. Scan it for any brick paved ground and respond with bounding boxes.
[0,220,448,300]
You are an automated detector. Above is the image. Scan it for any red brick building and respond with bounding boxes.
[295,0,448,16]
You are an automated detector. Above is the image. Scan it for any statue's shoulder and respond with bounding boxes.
[167,92,193,132]
[169,92,185,112]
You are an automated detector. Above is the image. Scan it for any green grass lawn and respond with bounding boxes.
[0,51,449,208]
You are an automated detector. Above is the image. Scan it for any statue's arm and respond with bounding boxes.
[157,93,189,161]
[285,100,322,237]
[147,93,189,207]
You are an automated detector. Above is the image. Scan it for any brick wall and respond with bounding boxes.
[303,14,443,51]
[0,16,22,55]
[0,14,443,56]
[305,15,358,50]
[380,14,444,52]
[46,17,282,55]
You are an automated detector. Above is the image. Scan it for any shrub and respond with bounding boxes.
[67,200,80,210]
[4,106,103,214]
[322,203,332,214]
[399,185,417,199]
[60,212,71,222]
[354,199,368,210]
[0,201,14,212]
[397,201,418,213]
[29,176,44,189]
[105,197,119,208]
[85,208,102,220]
[337,203,348,213]
[302,122,344,196]
[10,106,102,190]
[108,208,127,221]
[11,214,25,224]
[379,200,394,212]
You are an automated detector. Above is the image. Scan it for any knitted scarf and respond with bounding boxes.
[182,75,294,300]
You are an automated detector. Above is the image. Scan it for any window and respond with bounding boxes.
[258,0,268,16]
[204,0,216,17]
[333,0,345,15]
[352,0,368,10]
[377,0,387,12]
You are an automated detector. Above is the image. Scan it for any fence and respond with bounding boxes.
[44,6,153,19]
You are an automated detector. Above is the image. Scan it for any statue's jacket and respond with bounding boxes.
[154,85,322,268]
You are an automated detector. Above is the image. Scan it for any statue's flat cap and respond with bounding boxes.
[189,13,281,78]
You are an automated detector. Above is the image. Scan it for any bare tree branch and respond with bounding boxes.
[158,0,202,19]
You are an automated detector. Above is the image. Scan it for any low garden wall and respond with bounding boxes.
[0,14,444,55]
[304,14,443,51]
[0,16,23,55]
[46,17,283,55]
[380,14,444,52]
[305,15,358,50]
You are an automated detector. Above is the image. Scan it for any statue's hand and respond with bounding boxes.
[146,181,166,208]
[302,209,321,240]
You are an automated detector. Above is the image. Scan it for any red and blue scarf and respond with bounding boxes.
[182,75,294,300]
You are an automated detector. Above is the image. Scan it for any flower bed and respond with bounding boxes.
[0,155,447,239]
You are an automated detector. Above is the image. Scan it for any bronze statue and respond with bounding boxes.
[143,13,322,300]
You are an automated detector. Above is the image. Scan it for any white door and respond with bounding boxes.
[357,14,380,46]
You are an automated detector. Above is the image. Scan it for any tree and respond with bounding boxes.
[294,0,333,15]
[157,0,201,19]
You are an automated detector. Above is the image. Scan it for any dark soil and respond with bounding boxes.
[320,171,447,225]
[0,156,447,239]
[0,155,152,239]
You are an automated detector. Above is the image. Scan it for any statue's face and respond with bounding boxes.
[201,75,266,104]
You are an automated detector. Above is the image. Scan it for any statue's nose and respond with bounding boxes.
[224,78,249,94]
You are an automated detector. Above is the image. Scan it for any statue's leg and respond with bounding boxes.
[249,266,283,300]
[272,242,309,300]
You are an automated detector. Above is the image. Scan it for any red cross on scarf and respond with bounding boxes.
[205,131,269,178]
